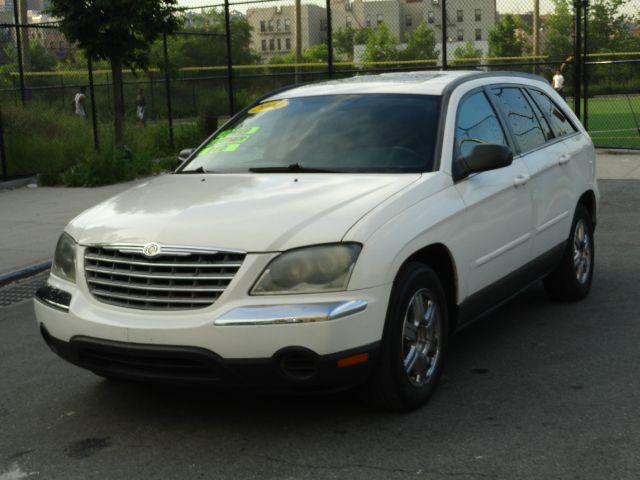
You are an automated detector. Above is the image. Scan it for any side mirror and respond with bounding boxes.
[177,148,195,167]
[453,144,513,181]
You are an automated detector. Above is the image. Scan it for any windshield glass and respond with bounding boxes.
[180,94,441,174]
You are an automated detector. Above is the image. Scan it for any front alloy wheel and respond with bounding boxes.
[369,262,449,411]
[402,289,442,388]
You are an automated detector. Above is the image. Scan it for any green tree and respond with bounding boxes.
[269,44,328,64]
[400,23,438,61]
[364,24,398,62]
[151,9,258,69]
[543,0,574,61]
[48,0,181,146]
[488,14,530,60]
[334,26,374,61]
[452,41,483,65]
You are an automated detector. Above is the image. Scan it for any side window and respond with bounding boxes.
[528,89,578,138]
[524,89,554,141]
[455,91,507,159]
[490,87,547,152]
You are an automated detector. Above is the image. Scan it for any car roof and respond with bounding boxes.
[265,70,547,100]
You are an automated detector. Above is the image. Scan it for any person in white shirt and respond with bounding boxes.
[552,69,565,97]
[74,87,87,119]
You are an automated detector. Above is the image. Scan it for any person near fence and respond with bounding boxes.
[74,87,87,119]
[136,88,146,127]
[552,69,565,97]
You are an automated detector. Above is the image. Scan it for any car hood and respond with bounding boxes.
[68,173,421,252]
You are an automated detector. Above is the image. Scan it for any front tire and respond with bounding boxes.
[369,262,449,411]
[544,204,595,301]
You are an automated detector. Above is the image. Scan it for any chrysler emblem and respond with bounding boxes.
[142,242,161,257]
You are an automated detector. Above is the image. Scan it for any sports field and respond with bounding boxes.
[571,95,640,149]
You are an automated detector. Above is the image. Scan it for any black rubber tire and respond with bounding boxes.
[368,262,449,412]
[543,204,595,301]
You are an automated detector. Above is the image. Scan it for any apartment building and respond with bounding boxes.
[247,0,496,60]
[246,4,326,58]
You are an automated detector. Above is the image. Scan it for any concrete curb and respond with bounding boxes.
[0,175,38,190]
[0,261,51,287]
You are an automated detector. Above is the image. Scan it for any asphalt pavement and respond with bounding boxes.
[0,178,639,479]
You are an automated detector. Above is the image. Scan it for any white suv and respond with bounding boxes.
[35,71,598,410]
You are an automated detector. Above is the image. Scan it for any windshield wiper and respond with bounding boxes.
[248,163,338,173]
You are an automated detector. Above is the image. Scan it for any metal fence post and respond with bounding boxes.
[582,0,589,130]
[573,0,582,120]
[12,0,26,105]
[326,0,333,79]
[0,106,7,181]
[223,0,235,115]
[88,57,100,150]
[163,33,174,149]
[441,0,447,70]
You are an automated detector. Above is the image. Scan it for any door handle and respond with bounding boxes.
[558,154,571,165]
[513,174,530,187]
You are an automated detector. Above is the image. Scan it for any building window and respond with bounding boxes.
[269,39,275,50]
[457,29,463,41]
[285,18,291,31]
[320,19,327,32]
[260,20,266,32]
[405,14,413,27]
[475,28,481,40]
[268,20,274,32]
[475,9,481,21]
[346,15,352,28]
[456,9,463,22]
[285,37,291,50]
[277,38,281,50]
[432,0,439,4]
[366,15,371,27]
[377,14,383,26]
[261,39,267,51]
[276,19,281,31]
[427,11,434,24]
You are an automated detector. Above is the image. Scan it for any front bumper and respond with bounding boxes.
[35,275,391,389]
[40,325,379,391]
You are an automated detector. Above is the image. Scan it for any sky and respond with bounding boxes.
[176,0,639,16]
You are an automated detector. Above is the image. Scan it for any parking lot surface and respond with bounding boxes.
[1,179,639,480]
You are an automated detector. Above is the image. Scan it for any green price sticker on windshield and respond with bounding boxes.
[197,126,260,155]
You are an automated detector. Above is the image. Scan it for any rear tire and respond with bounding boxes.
[369,262,449,412]
[543,204,594,301]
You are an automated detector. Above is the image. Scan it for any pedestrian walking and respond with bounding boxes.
[136,88,146,127]
[74,86,87,119]
[552,69,565,97]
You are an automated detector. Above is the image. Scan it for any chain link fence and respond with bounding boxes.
[2,0,640,180]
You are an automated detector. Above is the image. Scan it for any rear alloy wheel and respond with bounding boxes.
[544,204,595,301]
[370,262,449,411]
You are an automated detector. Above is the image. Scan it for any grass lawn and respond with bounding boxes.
[573,95,640,149]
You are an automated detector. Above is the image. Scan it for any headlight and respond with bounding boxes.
[251,243,361,295]
[51,232,77,284]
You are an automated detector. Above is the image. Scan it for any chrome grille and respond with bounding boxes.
[84,245,245,310]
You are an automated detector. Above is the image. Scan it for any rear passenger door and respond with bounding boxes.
[489,86,574,265]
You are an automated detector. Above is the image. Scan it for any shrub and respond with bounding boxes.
[2,104,204,186]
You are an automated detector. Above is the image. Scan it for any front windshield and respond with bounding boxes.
[180,94,441,174]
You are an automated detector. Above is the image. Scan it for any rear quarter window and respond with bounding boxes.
[527,88,578,138]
